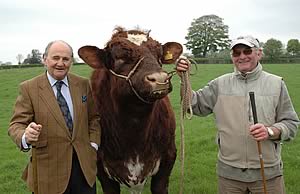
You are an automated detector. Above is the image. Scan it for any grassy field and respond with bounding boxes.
[0,63,299,194]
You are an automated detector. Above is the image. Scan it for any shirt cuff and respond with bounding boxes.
[21,133,31,151]
[90,142,98,151]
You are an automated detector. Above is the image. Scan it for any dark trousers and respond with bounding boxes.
[64,152,96,194]
[33,151,96,194]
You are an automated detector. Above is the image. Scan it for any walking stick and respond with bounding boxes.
[32,143,39,194]
[249,92,268,194]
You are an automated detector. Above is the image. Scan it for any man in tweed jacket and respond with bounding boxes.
[8,40,101,194]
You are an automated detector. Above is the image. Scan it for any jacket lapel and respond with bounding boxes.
[38,73,71,137]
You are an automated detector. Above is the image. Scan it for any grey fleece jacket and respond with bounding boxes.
[191,63,299,181]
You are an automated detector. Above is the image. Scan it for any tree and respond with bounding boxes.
[16,54,24,65]
[185,14,230,58]
[286,39,300,56]
[263,38,283,60]
[23,49,42,64]
[207,49,231,59]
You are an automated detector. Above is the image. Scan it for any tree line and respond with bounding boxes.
[2,14,299,65]
[13,50,78,65]
[15,49,42,65]
[185,14,300,63]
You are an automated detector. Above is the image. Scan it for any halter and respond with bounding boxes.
[109,57,174,104]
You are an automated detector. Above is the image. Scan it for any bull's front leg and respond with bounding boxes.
[97,159,121,194]
[150,149,176,194]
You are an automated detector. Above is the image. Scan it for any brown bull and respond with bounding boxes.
[79,27,182,194]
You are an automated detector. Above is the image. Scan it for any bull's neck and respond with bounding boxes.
[115,100,156,137]
[119,100,154,120]
[102,99,164,158]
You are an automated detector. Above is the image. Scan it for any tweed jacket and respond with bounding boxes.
[8,72,101,194]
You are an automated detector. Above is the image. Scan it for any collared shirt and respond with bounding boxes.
[47,71,74,120]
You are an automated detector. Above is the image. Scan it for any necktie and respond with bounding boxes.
[56,81,73,135]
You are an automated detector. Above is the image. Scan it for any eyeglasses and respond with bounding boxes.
[231,48,254,57]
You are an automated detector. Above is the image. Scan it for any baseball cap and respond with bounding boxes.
[230,35,260,49]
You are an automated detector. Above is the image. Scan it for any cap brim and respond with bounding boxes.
[230,40,254,49]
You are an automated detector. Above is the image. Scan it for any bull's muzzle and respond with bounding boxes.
[145,71,173,98]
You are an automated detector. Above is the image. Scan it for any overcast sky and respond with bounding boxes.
[0,0,299,64]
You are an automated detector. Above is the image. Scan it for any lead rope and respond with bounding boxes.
[177,56,193,194]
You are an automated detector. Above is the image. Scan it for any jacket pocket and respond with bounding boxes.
[262,141,281,165]
[35,140,47,148]
[35,140,48,155]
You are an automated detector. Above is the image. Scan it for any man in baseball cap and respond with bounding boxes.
[175,35,299,194]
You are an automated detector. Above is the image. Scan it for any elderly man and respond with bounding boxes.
[9,40,101,194]
[176,35,299,194]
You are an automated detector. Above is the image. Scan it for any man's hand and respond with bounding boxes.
[25,122,42,144]
[249,123,269,141]
[176,56,190,76]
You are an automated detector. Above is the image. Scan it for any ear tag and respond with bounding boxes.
[164,51,173,60]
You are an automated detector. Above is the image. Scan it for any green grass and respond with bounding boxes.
[0,64,299,194]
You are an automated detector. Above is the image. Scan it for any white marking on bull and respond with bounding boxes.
[104,166,112,178]
[151,159,160,175]
[104,156,161,194]
[127,156,144,185]
[124,156,161,194]
[127,34,148,46]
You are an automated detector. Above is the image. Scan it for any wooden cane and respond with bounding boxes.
[249,92,268,194]
[32,143,38,194]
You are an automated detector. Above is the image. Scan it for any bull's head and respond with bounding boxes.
[78,27,182,103]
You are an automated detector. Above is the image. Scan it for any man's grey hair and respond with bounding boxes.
[43,40,74,59]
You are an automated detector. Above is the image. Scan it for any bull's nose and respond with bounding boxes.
[146,72,169,84]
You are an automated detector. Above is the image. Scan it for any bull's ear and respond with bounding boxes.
[161,42,183,64]
[78,46,105,69]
